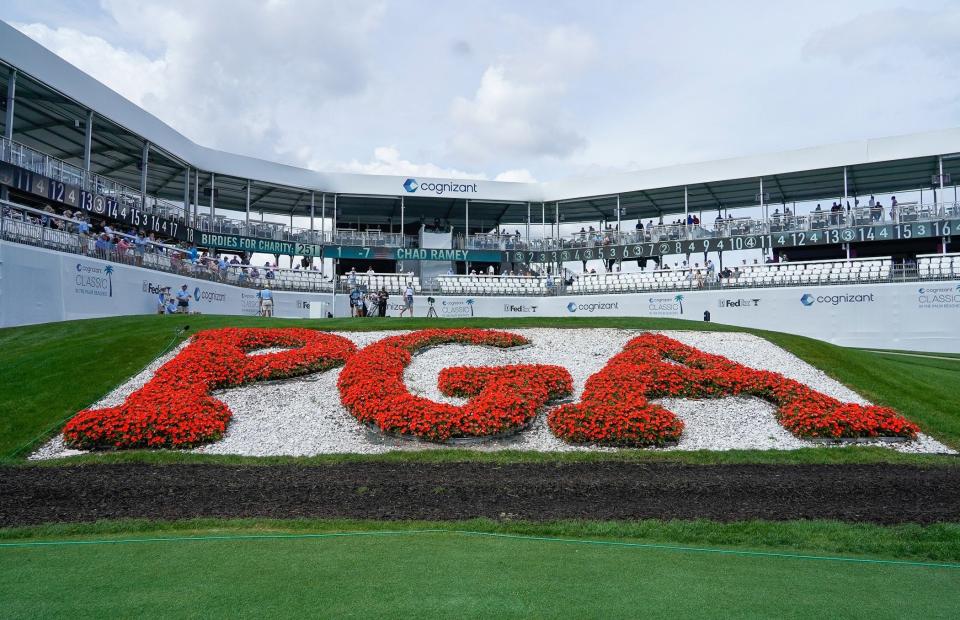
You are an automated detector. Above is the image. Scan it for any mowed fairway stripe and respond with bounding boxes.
[2,529,958,569]
[2,531,960,619]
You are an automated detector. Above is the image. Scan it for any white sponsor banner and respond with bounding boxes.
[0,242,335,325]
[2,241,957,352]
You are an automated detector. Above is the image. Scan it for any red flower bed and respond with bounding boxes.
[549,333,918,446]
[337,328,572,441]
[63,328,356,450]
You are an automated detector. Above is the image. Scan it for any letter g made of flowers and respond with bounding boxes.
[548,333,919,446]
[337,328,572,441]
[63,328,357,450]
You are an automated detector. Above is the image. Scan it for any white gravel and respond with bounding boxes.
[30,329,955,459]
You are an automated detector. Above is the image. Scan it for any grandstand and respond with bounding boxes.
[0,20,958,351]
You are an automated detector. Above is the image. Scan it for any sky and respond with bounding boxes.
[3,0,960,186]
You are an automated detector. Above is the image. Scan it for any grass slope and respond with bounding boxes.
[1,314,958,464]
[2,521,958,619]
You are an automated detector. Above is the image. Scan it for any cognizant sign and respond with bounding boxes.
[403,178,478,196]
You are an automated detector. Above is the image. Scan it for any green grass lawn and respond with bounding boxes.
[1,314,959,464]
[2,520,958,619]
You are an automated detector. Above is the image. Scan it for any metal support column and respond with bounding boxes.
[3,69,15,140]
[310,191,315,242]
[2,70,16,201]
[401,195,405,239]
[321,193,326,240]
[683,186,688,222]
[83,109,93,173]
[526,202,531,243]
[616,194,621,231]
[182,167,190,226]
[245,181,251,231]
[555,202,560,240]
[843,166,848,208]
[332,194,337,233]
[193,171,199,224]
[938,155,945,210]
[209,172,216,222]
[464,199,469,246]
[541,202,546,242]
[140,141,150,207]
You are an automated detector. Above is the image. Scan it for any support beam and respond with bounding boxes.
[760,177,766,224]
[526,202,531,243]
[245,181,251,231]
[616,194,621,231]
[465,199,469,243]
[3,69,15,140]
[209,172,216,221]
[321,193,326,239]
[83,109,93,173]
[139,141,150,206]
[193,171,199,223]
[182,167,190,225]
[310,191,315,240]
[843,166,848,208]
[400,195,405,238]
[541,202,546,242]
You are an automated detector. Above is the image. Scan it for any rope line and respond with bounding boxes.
[1,528,957,569]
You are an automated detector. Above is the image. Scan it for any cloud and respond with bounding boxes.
[329,147,537,184]
[494,168,537,183]
[14,23,168,107]
[449,25,595,162]
[330,146,487,179]
[13,0,385,165]
[802,7,960,64]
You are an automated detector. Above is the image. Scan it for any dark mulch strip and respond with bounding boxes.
[1,463,958,527]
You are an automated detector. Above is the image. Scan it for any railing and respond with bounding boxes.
[5,136,960,257]
[0,201,334,292]
[4,199,957,297]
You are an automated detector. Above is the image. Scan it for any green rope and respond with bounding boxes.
[1,528,957,569]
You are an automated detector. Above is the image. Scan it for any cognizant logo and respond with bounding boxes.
[800,292,875,306]
[402,178,478,195]
[567,302,619,313]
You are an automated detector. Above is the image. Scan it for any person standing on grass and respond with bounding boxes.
[349,287,362,317]
[378,287,389,317]
[258,284,274,317]
[176,284,191,314]
[398,283,414,318]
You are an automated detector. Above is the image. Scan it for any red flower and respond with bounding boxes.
[337,328,572,441]
[63,328,356,450]
[549,333,919,446]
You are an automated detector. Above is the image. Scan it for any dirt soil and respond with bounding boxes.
[2,463,958,527]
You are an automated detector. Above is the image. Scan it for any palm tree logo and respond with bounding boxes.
[466,298,475,317]
[104,265,114,297]
[673,294,684,314]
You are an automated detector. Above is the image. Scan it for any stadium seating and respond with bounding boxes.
[343,273,422,294]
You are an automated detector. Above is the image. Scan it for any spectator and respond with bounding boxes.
[176,285,191,313]
[349,287,362,317]
[156,287,169,314]
[164,297,178,314]
[398,283,415,318]
[94,233,110,258]
[258,284,273,317]
[378,287,389,317]
[348,267,357,287]
[133,231,147,264]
